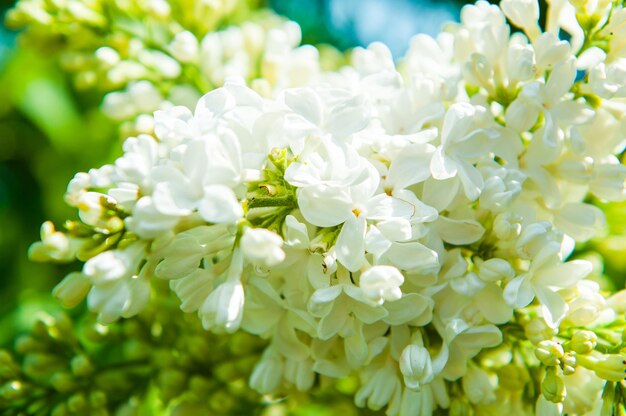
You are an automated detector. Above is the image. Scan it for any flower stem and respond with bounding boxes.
[247,195,297,209]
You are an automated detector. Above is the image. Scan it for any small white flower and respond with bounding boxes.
[503,246,592,328]
[399,344,434,390]
[359,265,404,304]
[240,228,285,267]
[500,0,540,36]
[169,31,199,63]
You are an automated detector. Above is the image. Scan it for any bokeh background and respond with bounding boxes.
[5,0,623,353]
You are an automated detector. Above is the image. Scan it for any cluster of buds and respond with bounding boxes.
[0,306,273,415]
[6,0,336,138]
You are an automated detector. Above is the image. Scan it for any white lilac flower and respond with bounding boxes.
[240,227,285,267]
[503,243,592,327]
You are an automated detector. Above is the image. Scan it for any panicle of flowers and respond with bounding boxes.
[6,0,332,138]
[28,0,626,414]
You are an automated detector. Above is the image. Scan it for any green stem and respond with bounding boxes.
[247,195,297,209]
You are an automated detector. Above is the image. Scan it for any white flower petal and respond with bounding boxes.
[336,215,366,272]
[197,185,243,223]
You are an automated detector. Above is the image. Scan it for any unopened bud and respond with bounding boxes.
[67,392,87,413]
[52,272,90,309]
[15,336,41,355]
[594,354,626,382]
[535,340,564,366]
[71,355,93,377]
[51,402,70,416]
[525,318,558,344]
[90,390,107,408]
[561,354,577,375]
[499,364,528,390]
[570,330,597,354]
[51,371,78,393]
[477,258,515,282]
[95,47,121,67]
[0,380,27,400]
[450,398,471,416]
[542,369,566,403]
[0,350,19,379]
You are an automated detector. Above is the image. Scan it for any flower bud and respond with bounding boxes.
[199,280,245,333]
[67,392,87,413]
[51,371,78,393]
[89,390,107,408]
[14,336,41,355]
[541,369,566,403]
[561,354,577,375]
[70,355,93,377]
[29,221,75,263]
[138,50,181,79]
[158,369,187,401]
[0,350,19,379]
[570,330,597,354]
[477,258,515,282]
[78,192,115,227]
[0,380,27,401]
[449,398,471,416]
[240,228,285,267]
[360,265,404,304]
[498,364,528,390]
[170,31,199,63]
[462,367,495,404]
[146,0,171,19]
[52,272,91,308]
[524,318,558,344]
[399,344,433,390]
[501,0,540,32]
[594,354,626,382]
[493,213,521,240]
[95,47,120,67]
[536,394,563,416]
[535,340,564,366]
[249,353,283,394]
[51,402,70,416]
[507,43,535,83]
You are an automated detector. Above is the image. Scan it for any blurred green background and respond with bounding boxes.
[1,0,603,349]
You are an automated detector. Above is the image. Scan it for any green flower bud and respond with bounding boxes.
[158,369,187,395]
[15,335,42,355]
[67,392,88,413]
[171,400,211,416]
[23,353,64,378]
[541,369,566,403]
[0,380,27,401]
[498,364,528,390]
[89,390,107,408]
[570,330,597,354]
[209,389,236,412]
[535,340,564,366]
[106,216,125,233]
[189,375,214,396]
[123,339,150,361]
[71,355,94,377]
[0,350,20,380]
[449,398,471,416]
[51,402,70,416]
[51,371,78,393]
[52,273,91,309]
[214,362,237,382]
